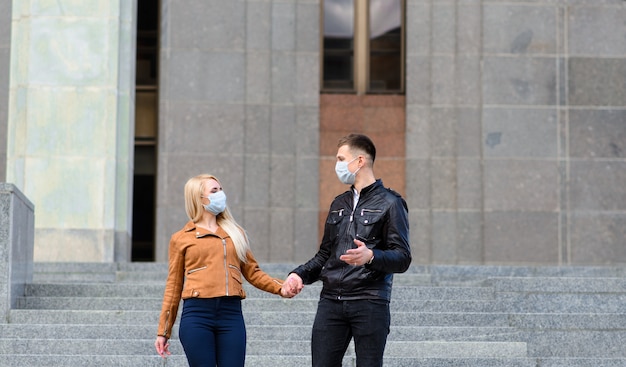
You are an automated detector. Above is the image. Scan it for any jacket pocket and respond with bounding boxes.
[228,264,243,284]
[187,265,207,275]
[355,208,384,241]
[326,208,346,239]
[228,265,245,297]
[185,266,207,298]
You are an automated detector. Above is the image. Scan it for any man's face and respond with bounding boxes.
[336,145,356,165]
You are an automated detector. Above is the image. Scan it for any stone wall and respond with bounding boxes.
[155,0,321,262]
[0,183,34,321]
[405,1,626,265]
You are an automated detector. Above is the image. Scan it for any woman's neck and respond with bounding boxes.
[196,214,219,232]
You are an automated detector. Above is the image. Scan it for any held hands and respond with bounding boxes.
[280,273,304,298]
[279,239,373,299]
[340,238,374,266]
[155,336,171,358]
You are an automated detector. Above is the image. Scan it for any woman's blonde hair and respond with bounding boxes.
[184,174,250,262]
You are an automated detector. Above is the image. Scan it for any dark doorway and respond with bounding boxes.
[132,0,159,261]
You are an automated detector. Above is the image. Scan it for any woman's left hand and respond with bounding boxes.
[155,336,171,358]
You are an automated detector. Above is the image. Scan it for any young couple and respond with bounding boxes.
[155,133,412,367]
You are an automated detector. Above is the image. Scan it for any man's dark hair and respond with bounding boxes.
[338,133,376,163]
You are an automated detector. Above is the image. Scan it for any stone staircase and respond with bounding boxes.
[0,262,623,366]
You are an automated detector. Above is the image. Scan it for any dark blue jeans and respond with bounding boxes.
[311,298,390,367]
[179,297,246,367]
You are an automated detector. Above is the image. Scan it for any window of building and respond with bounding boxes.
[322,0,404,94]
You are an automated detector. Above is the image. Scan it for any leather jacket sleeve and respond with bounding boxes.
[290,207,337,284]
[290,190,355,285]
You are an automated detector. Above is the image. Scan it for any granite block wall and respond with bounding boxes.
[156,0,320,262]
[405,0,626,265]
[0,183,34,321]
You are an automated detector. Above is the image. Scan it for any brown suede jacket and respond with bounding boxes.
[157,221,284,338]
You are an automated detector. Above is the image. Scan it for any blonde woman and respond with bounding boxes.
[155,174,299,367]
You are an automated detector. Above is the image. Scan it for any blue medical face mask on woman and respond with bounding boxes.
[203,191,227,215]
[335,157,360,185]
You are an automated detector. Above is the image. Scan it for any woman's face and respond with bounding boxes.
[201,179,222,204]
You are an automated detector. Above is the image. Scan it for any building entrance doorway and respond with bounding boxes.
[132,0,159,261]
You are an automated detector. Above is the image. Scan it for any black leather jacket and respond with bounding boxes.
[291,179,411,301]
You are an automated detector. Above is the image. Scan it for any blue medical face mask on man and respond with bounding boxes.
[335,157,360,185]
[203,191,227,215]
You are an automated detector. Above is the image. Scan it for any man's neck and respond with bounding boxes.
[353,172,376,194]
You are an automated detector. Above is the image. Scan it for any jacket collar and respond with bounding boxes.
[183,220,230,239]
[353,179,382,197]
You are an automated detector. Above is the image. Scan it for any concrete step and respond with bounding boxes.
[35,262,626,283]
[0,338,528,358]
[0,324,522,342]
[422,265,626,285]
[20,262,625,367]
[9,309,165,325]
[32,262,117,283]
[23,283,170,297]
[17,297,517,313]
[489,277,626,293]
[523,330,626,358]
[0,338,182,356]
[496,293,626,313]
[0,355,183,367]
[0,355,540,367]
[22,282,496,300]
[114,269,434,286]
[9,309,519,328]
[17,291,626,314]
[0,324,162,339]
[537,358,626,367]
[509,313,626,330]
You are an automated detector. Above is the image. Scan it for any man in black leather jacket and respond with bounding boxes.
[284,133,412,367]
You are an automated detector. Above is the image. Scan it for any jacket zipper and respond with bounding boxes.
[361,208,382,216]
[162,310,170,337]
[337,207,357,300]
[229,264,242,283]
[196,232,231,295]
[222,238,229,296]
[329,209,344,222]
[187,266,207,274]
